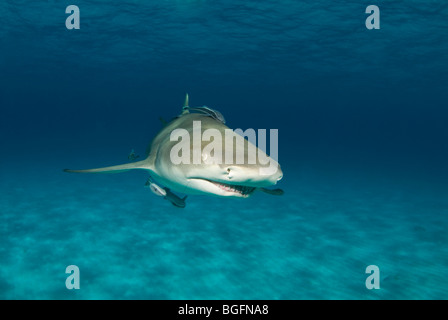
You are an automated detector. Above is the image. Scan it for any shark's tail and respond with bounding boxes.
[64,159,151,174]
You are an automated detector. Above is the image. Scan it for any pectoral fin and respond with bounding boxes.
[259,188,284,196]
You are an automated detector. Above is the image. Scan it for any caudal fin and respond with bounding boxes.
[64,159,150,174]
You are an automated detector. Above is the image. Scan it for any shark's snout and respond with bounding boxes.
[265,164,283,185]
[277,172,283,181]
[273,166,283,183]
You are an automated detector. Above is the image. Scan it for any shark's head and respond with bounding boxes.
[154,114,283,198]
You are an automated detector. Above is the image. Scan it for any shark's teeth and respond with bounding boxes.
[208,180,256,196]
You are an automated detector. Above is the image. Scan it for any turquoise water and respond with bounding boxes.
[1,1,447,299]
[1,158,447,299]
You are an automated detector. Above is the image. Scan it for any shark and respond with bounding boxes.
[64,95,284,207]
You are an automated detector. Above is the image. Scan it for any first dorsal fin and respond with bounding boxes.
[184,93,189,108]
[181,93,190,115]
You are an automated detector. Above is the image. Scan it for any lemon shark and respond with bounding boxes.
[64,95,283,207]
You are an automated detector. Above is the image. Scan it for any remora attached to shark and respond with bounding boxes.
[64,95,284,207]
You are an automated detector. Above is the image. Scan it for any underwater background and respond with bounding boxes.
[1,0,447,299]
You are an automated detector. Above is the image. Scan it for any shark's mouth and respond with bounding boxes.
[206,180,256,197]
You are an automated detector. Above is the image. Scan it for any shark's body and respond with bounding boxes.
[65,97,283,206]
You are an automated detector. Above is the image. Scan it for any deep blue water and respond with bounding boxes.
[1,0,447,299]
